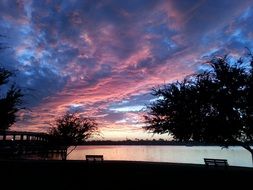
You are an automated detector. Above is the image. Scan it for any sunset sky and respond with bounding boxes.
[1,0,253,140]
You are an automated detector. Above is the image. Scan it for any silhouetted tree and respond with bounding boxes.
[49,112,99,159]
[0,37,24,131]
[145,54,253,163]
[0,68,23,131]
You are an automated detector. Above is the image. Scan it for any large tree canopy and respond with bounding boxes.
[145,54,253,162]
[0,67,23,131]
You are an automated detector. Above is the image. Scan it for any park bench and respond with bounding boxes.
[86,155,104,162]
[204,158,228,167]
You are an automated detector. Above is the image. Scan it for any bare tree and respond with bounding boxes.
[49,112,99,160]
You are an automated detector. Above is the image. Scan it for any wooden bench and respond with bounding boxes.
[204,158,228,167]
[86,155,104,162]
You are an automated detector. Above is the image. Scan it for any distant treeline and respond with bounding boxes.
[79,140,240,146]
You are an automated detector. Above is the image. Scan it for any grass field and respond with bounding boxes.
[1,160,252,189]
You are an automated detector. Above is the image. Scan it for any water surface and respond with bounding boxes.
[67,145,252,167]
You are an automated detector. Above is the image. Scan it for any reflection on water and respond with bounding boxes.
[19,152,65,160]
[67,145,252,167]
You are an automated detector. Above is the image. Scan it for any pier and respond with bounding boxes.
[0,131,48,142]
[0,131,67,160]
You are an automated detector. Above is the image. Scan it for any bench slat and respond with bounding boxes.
[86,155,104,162]
[204,158,228,167]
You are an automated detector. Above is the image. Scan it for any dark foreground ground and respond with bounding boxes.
[1,160,252,189]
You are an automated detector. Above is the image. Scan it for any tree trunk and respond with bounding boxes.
[61,147,67,160]
[62,152,67,160]
[250,150,253,166]
[60,145,77,160]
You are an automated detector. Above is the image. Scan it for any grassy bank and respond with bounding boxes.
[1,160,252,189]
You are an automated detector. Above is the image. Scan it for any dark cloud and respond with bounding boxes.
[170,0,252,40]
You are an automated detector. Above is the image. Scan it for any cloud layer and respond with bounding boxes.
[1,0,253,140]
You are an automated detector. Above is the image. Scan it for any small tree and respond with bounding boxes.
[49,112,99,159]
[145,54,253,164]
[0,68,23,131]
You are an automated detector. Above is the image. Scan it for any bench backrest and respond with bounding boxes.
[204,158,228,167]
[86,155,104,162]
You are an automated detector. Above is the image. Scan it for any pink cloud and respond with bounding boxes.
[6,0,253,141]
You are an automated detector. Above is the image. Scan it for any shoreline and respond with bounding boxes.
[2,159,253,169]
[76,142,253,146]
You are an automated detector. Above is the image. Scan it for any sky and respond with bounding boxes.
[1,0,253,140]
